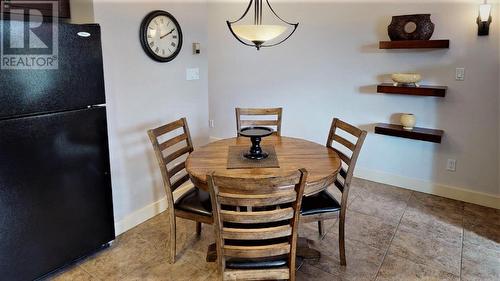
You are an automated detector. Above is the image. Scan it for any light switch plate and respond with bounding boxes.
[456,68,465,81]
[446,159,457,172]
[186,68,200,81]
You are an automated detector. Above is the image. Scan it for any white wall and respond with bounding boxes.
[69,0,94,23]
[208,1,500,206]
[92,0,209,233]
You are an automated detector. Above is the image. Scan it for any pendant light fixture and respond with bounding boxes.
[227,0,299,50]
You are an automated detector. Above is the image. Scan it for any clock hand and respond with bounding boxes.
[160,28,176,39]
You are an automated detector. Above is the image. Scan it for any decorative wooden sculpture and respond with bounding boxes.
[388,14,435,41]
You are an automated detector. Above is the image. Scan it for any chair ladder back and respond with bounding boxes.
[147,118,194,196]
[236,107,283,136]
[208,169,308,281]
[327,118,367,193]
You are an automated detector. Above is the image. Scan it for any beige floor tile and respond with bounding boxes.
[327,183,358,207]
[327,210,398,251]
[306,236,386,281]
[348,183,411,224]
[45,265,98,281]
[79,232,161,280]
[461,242,500,281]
[464,202,500,227]
[349,189,411,225]
[400,194,463,245]
[354,179,413,202]
[182,224,216,256]
[401,206,463,240]
[407,192,463,225]
[299,218,338,241]
[376,254,459,281]
[463,221,500,253]
[388,220,462,275]
[125,250,216,281]
[297,264,340,281]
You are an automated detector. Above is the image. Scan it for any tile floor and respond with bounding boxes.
[46,178,500,281]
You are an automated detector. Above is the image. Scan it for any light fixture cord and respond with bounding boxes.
[260,0,263,25]
[254,0,263,25]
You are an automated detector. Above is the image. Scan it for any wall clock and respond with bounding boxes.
[140,10,183,62]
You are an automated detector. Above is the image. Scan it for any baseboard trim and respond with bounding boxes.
[355,167,500,209]
[114,197,168,235]
[209,136,222,143]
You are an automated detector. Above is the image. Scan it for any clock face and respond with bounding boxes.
[140,11,183,62]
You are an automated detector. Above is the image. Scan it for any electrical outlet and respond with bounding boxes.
[446,159,457,172]
[209,120,215,128]
[456,68,465,81]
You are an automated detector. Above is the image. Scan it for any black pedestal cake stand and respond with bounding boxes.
[238,127,274,160]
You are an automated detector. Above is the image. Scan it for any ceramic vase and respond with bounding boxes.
[400,114,416,130]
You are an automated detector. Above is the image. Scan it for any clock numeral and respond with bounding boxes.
[155,47,160,53]
[173,35,178,39]
[171,42,176,47]
[162,49,165,56]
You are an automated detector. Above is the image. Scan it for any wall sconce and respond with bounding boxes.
[477,2,492,36]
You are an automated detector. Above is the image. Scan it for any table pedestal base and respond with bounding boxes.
[206,237,320,263]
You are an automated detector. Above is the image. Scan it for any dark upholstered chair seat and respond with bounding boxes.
[226,258,288,270]
[175,188,212,217]
[301,190,341,216]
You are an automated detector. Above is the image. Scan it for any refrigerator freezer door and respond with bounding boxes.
[0,107,115,280]
[0,22,105,119]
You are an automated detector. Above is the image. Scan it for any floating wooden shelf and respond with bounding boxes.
[377,83,447,97]
[379,40,450,49]
[375,123,444,143]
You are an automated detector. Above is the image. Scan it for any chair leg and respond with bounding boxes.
[339,215,346,266]
[168,215,176,264]
[317,220,325,237]
[196,222,202,236]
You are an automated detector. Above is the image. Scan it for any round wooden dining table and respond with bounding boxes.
[186,135,342,196]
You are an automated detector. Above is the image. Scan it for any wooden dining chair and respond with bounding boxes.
[236,107,283,136]
[147,118,213,264]
[207,169,308,281]
[300,118,367,266]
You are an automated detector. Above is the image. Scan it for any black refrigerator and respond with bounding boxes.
[0,22,115,280]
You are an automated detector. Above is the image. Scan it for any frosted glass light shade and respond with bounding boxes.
[232,25,287,43]
[479,4,491,22]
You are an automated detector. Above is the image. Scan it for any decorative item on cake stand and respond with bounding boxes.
[238,127,274,160]
[400,114,416,131]
[392,73,422,87]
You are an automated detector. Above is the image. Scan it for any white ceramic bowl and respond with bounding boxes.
[392,73,422,85]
